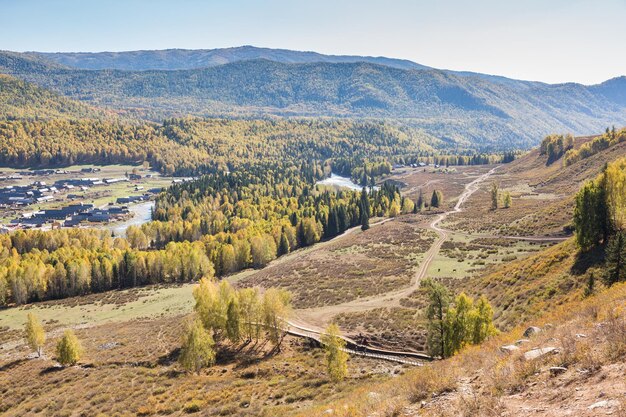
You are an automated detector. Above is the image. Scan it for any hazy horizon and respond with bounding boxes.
[2,0,625,84]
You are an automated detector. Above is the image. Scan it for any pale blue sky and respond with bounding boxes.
[1,0,625,84]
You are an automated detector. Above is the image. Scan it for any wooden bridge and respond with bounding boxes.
[285,321,431,366]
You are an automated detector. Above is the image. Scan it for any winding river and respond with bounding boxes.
[107,201,154,237]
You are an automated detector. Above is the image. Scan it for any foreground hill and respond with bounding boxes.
[305,281,626,416]
[2,50,626,149]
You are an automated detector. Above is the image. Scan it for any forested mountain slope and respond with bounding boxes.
[0,74,114,120]
[2,51,625,150]
[0,118,437,175]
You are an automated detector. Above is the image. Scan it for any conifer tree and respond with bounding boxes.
[278,230,291,256]
[583,273,595,297]
[605,231,626,286]
[416,188,424,212]
[490,182,499,209]
[226,298,241,343]
[424,279,450,358]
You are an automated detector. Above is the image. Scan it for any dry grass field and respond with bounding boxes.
[384,165,493,207]
[303,282,626,417]
[0,312,400,417]
[334,307,428,352]
[443,139,626,236]
[237,216,437,309]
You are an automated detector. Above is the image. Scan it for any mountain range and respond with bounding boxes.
[1,46,625,150]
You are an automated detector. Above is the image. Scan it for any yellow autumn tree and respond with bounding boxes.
[25,312,46,357]
[321,323,349,382]
[56,329,82,366]
[179,318,216,374]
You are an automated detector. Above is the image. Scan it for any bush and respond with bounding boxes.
[56,329,82,366]
[183,400,202,413]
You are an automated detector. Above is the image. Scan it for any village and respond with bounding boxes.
[0,165,177,233]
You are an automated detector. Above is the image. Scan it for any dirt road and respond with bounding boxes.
[290,166,500,332]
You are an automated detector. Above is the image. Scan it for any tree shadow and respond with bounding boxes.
[0,358,27,372]
[40,365,64,375]
[571,244,606,275]
[157,347,180,366]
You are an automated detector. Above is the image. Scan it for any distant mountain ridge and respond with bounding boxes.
[1,47,625,151]
[28,45,430,72]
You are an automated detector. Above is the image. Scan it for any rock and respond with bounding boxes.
[515,339,530,346]
[500,344,520,353]
[524,347,558,361]
[367,392,381,401]
[588,400,619,410]
[98,341,120,350]
[523,326,542,338]
[549,366,567,376]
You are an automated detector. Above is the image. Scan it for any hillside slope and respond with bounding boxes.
[446,134,626,236]
[305,281,626,416]
[2,52,626,149]
[0,74,114,120]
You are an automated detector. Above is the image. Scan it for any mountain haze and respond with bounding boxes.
[29,46,430,72]
[1,47,625,150]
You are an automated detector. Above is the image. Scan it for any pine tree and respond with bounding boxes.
[430,190,443,208]
[416,189,424,211]
[179,318,216,374]
[337,205,348,232]
[360,189,370,231]
[424,279,450,358]
[360,205,370,231]
[226,298,241,343]
[574,181,603,251]
[430,190,438,208]
[56,329,82,366]
[278,230,290,256]
[320,324,348,382]
[360,187,370,217]
[605,231,626,286]
[25,312,45,357]
[583,273,595,297]
[490,182,499,210]
[327,206,339,237]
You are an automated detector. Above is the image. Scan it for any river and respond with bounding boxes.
[107,201,154,237]
[315,174,366,191]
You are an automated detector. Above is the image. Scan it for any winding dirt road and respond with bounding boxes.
[290,166,501,331]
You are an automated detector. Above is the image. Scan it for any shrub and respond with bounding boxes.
[56,330,82,366]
